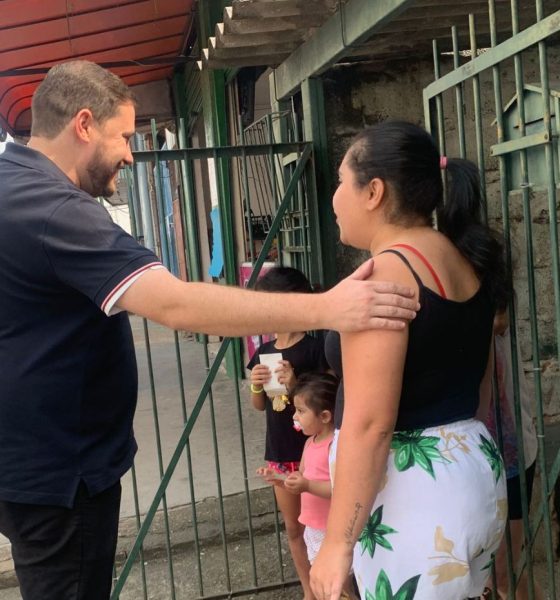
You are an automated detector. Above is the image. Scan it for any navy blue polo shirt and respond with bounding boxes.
[0,143,161,507]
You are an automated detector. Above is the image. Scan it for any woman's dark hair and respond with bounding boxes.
[346,120,508,307]
[290,372,338,416]
[254,266,313,293]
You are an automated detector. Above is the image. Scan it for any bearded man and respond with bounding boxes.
[0,61,417,600]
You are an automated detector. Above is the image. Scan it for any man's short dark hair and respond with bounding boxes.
[31,60,136,139]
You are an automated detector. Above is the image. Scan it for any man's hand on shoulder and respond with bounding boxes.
[321,258,419,332]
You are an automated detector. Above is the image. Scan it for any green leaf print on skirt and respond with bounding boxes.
[364,569,421,600]
[478,434,504,482]
[359,505,397,558]
[391,430,450,479]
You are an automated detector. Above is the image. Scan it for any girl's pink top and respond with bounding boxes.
[298,432,333,530]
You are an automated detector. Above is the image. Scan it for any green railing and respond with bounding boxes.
[424,3,560,598]
[111,122,318,598]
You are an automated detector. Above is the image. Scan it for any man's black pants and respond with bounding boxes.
[0,481,121,600]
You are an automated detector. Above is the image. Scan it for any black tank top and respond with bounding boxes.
[325,249,495,430]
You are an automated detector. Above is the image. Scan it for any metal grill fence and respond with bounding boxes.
[424,2,560,598]
[110,119,318,599]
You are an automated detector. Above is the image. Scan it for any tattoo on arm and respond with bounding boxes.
[344,502,363,544]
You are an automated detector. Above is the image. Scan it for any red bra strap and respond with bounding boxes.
[390,243,447,298]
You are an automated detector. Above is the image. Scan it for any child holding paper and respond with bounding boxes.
[247,267,329,600]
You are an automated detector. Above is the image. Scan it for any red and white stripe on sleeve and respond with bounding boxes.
[101,262,164,316]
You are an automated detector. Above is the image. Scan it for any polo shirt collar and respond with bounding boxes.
[0,142,77,188]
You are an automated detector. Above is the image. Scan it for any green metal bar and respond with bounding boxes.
[110,145,313,598]
[173,331,204,596]
[429,39,447,223]
[272,0,414,99]
[150,119,171,269]
[132,134,156,251]
[536,0,560,371]
[238,116,255,265]
[177,118,203,284]
[469,13,487,219]
[432,40,447,158]
[556,95,560,174]
[132,143,307,162]
[212,144,244,381]
[495,392,515,600]
[125,167,138,241]
[301,77,335,287]
[424,10,560,99]
[300,162,313,279]
[202,338,233,592]
[125,165,142,240]
[491,340,515,599]
[141,319,177,600]
[267,114,279,244]
[129,463,149,600]
[230,352,259,586]
[211,146,237,284]
[533,1,559,596]
[487,3,517,594]
[271,489,287,584]
[121,173,148,600]
[510,3,538,596]
[451,26,467,158]
[491,130,556,156]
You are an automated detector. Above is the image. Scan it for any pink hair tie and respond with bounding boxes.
[439,156,448,169]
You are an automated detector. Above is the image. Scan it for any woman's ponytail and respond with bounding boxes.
[438,158,508,308]
[345,122,509,309]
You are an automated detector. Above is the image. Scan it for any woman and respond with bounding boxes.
[312,122,508,600]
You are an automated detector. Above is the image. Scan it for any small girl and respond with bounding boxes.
[247,267,329,600]
[284,372,337,564]
[284,373,357,600]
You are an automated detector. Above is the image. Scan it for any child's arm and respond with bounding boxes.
[249,364,271,411]
[256,466,286,487]
[284,472,332,498]
[285,439,331,498]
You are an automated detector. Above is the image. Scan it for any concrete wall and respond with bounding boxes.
[322,47,560,418]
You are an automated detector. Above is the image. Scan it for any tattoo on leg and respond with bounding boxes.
[344,502,363,544]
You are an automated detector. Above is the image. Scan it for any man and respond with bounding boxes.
[0,61,417,600]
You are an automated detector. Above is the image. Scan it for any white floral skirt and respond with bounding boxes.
[330,419,507,600]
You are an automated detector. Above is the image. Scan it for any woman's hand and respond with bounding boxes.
[275,360,296,390]
[250,364,271,387]
[310,541,353,600]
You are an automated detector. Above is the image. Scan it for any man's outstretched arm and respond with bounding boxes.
[116,258,419,335]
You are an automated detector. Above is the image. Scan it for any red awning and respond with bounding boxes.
[0,0,195,135]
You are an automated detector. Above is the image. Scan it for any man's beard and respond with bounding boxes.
[85,147,120,197]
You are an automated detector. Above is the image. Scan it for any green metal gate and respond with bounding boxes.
[424,2,560,598]
[110,113,321,599]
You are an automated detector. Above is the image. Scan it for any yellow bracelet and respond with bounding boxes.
[250,384,264,394]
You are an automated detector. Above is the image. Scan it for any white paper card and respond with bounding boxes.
[259,353,287,396]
